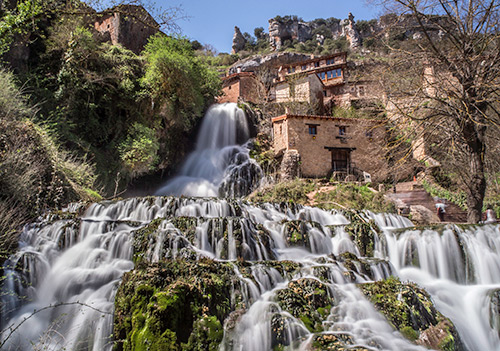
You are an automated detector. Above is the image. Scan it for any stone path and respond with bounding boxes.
[386,181,468,223]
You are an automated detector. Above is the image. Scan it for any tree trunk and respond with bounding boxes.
[464,118,487,223]
[466,156,486,223]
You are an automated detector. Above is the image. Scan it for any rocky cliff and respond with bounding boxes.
[267,13,361,50]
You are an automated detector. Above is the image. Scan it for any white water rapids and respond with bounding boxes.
[1,103,499,350]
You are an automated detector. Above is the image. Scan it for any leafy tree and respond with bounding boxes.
[379,0,500,222]
[254,27,265,40]
[141,34,221,132]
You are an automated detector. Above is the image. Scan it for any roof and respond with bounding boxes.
[222,72,256,83]
[271,114,383,124]
[280,52,347,69]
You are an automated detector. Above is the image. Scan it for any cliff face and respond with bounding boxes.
[267,13,361,50]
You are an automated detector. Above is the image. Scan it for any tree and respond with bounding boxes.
[379,0,500,222]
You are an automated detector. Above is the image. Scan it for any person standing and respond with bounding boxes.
[436,201,446,222]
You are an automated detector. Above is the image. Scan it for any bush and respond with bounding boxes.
[119,123,160,177]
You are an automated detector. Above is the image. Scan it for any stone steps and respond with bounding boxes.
[387,183,468,223]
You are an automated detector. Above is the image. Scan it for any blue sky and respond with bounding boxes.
[165,0,381,53]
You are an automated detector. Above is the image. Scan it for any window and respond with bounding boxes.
[327,70,333,79]
[317,72,326,80]
[339,126,346,135]
[314,61,320,67]
[307,124,319,135]
[326,58,335,65]
[287,67,296,74]
[301,65,307,70]
[365,130,373,139]
[358,86,365,96]
[323,90,327,97]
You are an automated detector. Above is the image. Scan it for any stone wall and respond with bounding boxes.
[274,115,387,181]
[218,80,241,104]
[94,5,159,54]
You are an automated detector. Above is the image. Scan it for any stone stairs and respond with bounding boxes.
[387,181,468,223]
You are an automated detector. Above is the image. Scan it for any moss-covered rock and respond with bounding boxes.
[275,278,334,333]
[113,259,239,351]
[342,212,381,257]
[309,333,369,351]
[358,277,463,350]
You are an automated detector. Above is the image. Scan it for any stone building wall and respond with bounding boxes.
[272,118,288,153]
[275,75,323,105]
[218,73,261,104]
[273,115,387,181]
[94,5,159,54]
[219,80,241,104]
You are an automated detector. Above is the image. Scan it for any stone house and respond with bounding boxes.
[218,72,262,104]
[275,53,351,107]
[94,5,159,54]
[272,113,388,181]
[274,73,324,106]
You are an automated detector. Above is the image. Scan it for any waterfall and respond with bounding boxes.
[1,103,500,350]
[155,103,263,198]
[2,195,499,350]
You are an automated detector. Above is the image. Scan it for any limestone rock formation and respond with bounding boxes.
[267,14,362,51]
[342,13,361,49]
[231,26,246,54]
[268,17,312,50]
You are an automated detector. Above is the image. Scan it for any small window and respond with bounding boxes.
[359,86,365,96]
[327,58,335,65]
[314,62,320,67]
[301,65,307,70]
[339,126,346,135]
[308,125,317,135]
[228,85,231,90]
[323,90,327,97]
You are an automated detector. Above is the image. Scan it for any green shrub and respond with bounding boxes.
[119,123,160,177]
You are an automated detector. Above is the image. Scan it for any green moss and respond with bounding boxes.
[359,277,461,350]
[248,179,317,205]
[315,184,395,213]
[401,326,419,341]
[275,278,334,333]
[183,316,223,351]
[114,260,237,351]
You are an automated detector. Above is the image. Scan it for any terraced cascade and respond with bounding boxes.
[1,196,500,350]
[1,103,500,350]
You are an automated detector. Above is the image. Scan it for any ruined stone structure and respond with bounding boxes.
[272,114,387,181]
[94,5,159,54]
[218,72,262,104]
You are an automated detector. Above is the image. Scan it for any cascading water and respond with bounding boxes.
[3,195,500,350]
[155,103,263,198]
[1,104,500,350]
